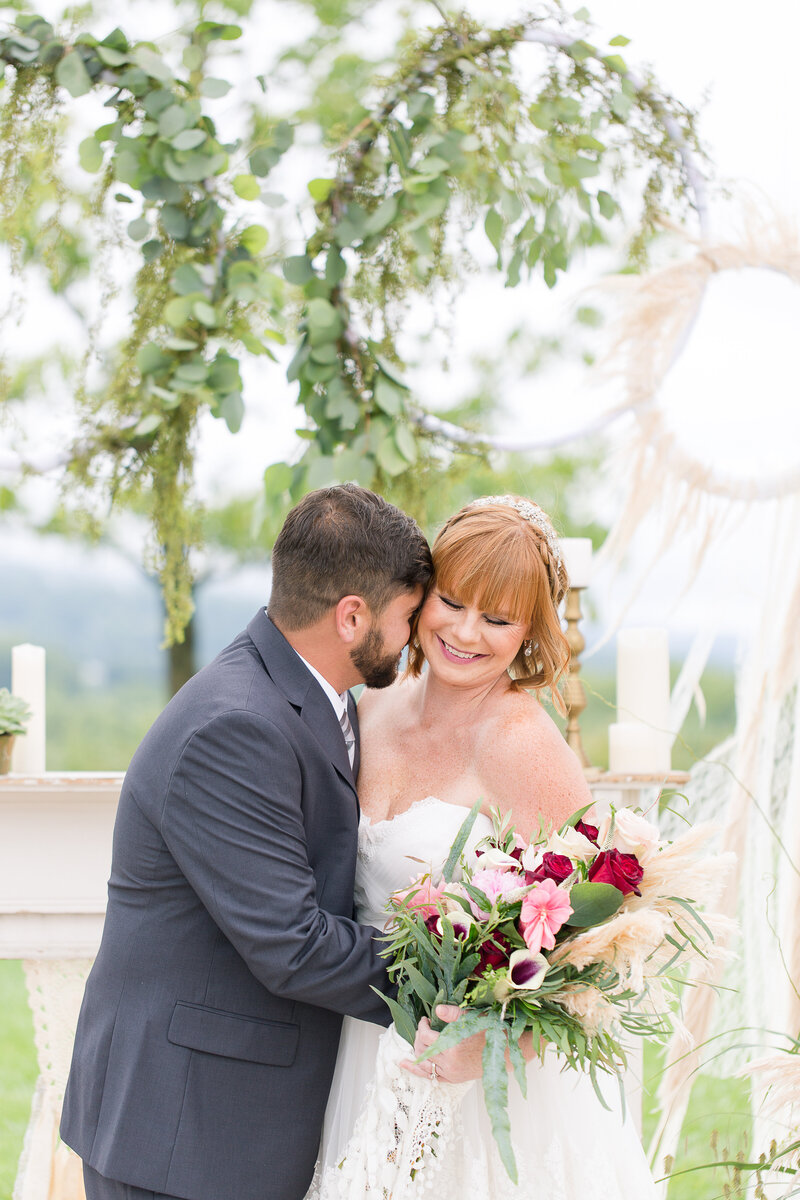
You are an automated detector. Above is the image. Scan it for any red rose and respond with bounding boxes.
[475,931,512,976]
[527,852,574,885]
[576,820,599,845]
[587,850,643,896]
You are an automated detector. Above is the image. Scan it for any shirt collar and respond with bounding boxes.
[294,650,348,720]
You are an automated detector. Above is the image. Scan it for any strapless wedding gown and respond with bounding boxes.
[306,797,658,1200]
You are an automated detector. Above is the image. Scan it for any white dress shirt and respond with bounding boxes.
[295,651,355,767]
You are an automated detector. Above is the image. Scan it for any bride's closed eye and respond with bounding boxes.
[437,593,510,627]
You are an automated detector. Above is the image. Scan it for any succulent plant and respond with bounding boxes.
[0,689,32,736]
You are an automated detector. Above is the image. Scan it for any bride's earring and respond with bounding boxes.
[524,640,533,658]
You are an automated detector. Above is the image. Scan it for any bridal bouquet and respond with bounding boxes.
[376,800,733,1183]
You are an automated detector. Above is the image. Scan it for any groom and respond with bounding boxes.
[61,484,432,1200]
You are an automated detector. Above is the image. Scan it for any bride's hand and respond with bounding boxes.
[400,1005,485,1084]
[400,1009,546,1082]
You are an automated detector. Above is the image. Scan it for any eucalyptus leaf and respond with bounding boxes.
[376,435,408,477]
[283,255,315,285]
[394,423,418,464]
[307,178,334,203]
[193,300,218,327]
[240,224,268,254]
[79,137,104,173]
[263,461,293,497]
[219,391,244,433]
[484,208,504,253]
[133,46,173,83]
[160,206,189,240]
[55,50,92,97]
[171,264,205,295]
[127,217,150,241]
[373,376,403,416]
[171,129,207,151]
[132,413,162,437]
[233,173,260,201]
[200,77,232,98]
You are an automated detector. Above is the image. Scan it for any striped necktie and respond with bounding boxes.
[339,703,356,768]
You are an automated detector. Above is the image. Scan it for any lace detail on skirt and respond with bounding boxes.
[306,1026,474,1199]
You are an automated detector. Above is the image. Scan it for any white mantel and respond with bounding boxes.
[0,773,123,959]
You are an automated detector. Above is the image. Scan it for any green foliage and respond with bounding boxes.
[0,2,700,645]
[0,688,31,735]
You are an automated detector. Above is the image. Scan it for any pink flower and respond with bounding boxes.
[519,879,573,953]
[393,876,448,921]
[469,868,525,917]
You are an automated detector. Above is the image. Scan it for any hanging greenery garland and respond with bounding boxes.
[0,5,702,641]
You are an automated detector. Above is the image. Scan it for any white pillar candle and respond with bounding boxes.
[11,644,46,775]
[558,537,593,589]
[608,722,670,775]
[615,628,671,774]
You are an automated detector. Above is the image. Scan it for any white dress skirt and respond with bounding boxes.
[306,797,659,1200]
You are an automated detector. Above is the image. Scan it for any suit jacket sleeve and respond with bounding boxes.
[161,709,391,1024]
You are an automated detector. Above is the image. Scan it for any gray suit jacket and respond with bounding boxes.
[60,611,392,1200]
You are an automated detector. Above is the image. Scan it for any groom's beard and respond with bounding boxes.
[350,625,402,689]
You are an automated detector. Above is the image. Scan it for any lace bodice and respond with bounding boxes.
[355,796,494,930]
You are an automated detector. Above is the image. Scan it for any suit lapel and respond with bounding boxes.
[246,610,357,797]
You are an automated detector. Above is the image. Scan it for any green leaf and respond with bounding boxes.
[165,337,198,351]
[394,423,418,464]
[249,146,277,177]
[283,256,315,286]
[171,128,207,151]
[325,247,346,287]
[597,190,617,219]
[603,53,628,75]
[371,987,416,1046]
[193,300,218,327]
[174,361,208,383]
[609,35,631,47]
[373,376,403,416]
[79,137,104,173]
[240,224,268,254]
[143,89,173,118]
[137,343,171,375]
[200,77,232,98]
[306,297,339,330]
[233,174,260,201]
[158,107,192,139]
[482,1019,516,1184]
[443,801,483,881]
[142,239,164,261]
[55,50,92,98]
[484,208,504,254]
[127,217,150,241]
[376,435,408,477]
[160,206,189,240]
[219,391,244,433]
[133,46,173,83]
[163,296,193,327]
[263,461,293,497]
[369,350,409,389]
[307,178,335,203]
[564,881,624,927]
[171,264,205,295]
[364,193,399,237]
[132,413,162,437]
[95,44,127,66]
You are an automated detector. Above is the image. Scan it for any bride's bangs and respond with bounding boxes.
[433,526,542,627]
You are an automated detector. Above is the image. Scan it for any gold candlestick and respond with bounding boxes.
[562,586,597,776]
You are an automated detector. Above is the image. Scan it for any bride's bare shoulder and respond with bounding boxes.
[480,690,591,829]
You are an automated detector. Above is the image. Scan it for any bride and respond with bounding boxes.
[307,495,658,1199]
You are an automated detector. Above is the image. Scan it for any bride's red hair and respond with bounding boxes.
[405,498,571,713]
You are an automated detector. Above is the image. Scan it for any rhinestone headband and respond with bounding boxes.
[469,495,563,570]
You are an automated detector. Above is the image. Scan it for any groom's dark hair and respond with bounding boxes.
[268,484,432,629]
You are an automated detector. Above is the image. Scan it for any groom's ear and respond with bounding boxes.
[334,595,369,644]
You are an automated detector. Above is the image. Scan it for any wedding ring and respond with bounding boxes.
[430,1062,438,1083]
